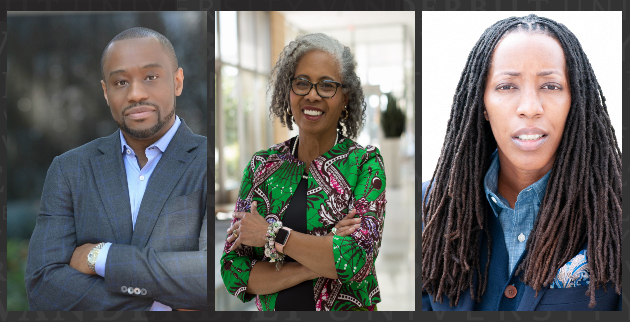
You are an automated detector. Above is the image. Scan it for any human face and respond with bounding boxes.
[289,50,348,138]
[101,37,183,141]
[484,32,571,176]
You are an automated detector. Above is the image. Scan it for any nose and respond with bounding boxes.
[127,79,149,103]
[305,84,322,102]
[515,87,544,118]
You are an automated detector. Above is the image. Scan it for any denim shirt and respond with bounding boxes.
[483,150,551,276]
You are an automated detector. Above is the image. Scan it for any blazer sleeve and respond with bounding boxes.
[102,181,208,310]
[332,147,387,284]
[219,152,266,304]
[25,157,154,311]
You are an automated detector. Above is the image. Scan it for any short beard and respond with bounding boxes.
[118,98,176,139]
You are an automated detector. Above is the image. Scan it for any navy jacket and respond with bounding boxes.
[421,180,621,311]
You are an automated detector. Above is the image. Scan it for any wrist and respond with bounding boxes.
[301,264,319,281]
[275,226,292,253]
[87,242,106,273]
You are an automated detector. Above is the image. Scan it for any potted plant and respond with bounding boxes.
[380,93,406,188]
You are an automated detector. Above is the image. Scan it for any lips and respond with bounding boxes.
[512,127,548,138]
[511,127,549,151]
[125,106,156,120]
[302,106,325,121]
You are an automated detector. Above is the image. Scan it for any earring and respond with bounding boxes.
[287,107,293,116]
[341,106,348,119]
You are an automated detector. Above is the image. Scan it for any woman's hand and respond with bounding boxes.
[227,201,269,251]
[327,209,361,237]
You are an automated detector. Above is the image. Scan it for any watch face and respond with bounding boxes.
[275,228,289,245]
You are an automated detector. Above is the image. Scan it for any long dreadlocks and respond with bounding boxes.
[421,14,622,309]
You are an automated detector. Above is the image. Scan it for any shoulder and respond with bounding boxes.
[176,119,207,152]
[243,137,297,171]
[188,133,207,155]
[254,136,293,160]
[186,131,207,147]
[421,180,432,232]
[54,133,118,163]
[341,137,383,167]
[422,180,431,204]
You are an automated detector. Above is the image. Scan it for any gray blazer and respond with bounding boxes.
[25,119,207,311]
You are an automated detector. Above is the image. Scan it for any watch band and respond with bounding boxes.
[275,227,292,254]
[87,242,106,273]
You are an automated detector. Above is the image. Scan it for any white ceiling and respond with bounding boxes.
[280,11,415,45]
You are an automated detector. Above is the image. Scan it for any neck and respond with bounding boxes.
[296,130,338,172]
[496,152,553,208]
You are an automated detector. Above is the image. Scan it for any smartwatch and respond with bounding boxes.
[275,227,292,253]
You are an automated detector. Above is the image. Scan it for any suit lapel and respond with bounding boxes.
[90,130,134,244]
[130,121,200,247]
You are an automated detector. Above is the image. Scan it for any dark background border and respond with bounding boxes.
[1,0,413,321]
[419,1,627,322]
[1,0,625,321]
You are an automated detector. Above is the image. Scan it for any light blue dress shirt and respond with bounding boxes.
[94,115,181,311]
[483,150,551,276]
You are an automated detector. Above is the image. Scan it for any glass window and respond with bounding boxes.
[221,65,240,190]
[216,11,273,203]
[219,11,238,65]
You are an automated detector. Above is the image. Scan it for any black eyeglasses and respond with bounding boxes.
[290,77,344,98]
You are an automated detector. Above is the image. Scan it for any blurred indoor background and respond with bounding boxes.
[7,11,207,311]
[214,11,415,311]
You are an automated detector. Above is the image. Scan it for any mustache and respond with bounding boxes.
[122,101,160,115]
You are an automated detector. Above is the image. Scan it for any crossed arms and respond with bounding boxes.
[25,156,207,311]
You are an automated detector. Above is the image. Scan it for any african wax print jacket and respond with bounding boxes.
[220,134,387,311]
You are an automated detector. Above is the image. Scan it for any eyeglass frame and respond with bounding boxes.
[289,77,345,98]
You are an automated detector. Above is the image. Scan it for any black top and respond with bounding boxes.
[275,138,316,310]
[274,177,315,310]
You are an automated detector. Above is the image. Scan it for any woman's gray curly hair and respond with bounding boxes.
[268,33,366,139]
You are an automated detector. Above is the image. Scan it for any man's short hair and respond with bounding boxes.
[101,27,179,80]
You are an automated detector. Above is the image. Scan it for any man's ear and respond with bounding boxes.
[174,67,184,96]
[100,80,109,107]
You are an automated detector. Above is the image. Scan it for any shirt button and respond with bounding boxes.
[491,196,497,203]
[127,287,134,294]
[134,287,141,295]
[121,286,127,293]
[518,233,525,242]
[141,288,147,296]
[139,176,145,181]
[504,285,517,298]
[126,149,131,154]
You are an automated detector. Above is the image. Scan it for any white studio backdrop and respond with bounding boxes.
[421,11,622,182]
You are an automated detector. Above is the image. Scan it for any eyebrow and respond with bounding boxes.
[495,70,564,77]
[109,63,164,77]
[295,74,335,81]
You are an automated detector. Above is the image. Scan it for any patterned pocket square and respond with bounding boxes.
[550,249,590,288]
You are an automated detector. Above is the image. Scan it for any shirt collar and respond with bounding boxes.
[120,115,181,154]
[483,149,551,213]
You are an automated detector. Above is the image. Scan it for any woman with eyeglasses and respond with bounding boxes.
[220,33,386,311]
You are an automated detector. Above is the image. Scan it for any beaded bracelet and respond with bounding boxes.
[265,219,285,271]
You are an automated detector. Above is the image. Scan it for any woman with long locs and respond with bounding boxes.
[422,14,621,311]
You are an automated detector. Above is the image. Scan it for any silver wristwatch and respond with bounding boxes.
[87,242,106,273]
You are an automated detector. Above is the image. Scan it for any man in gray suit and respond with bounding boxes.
[25,28,207,311]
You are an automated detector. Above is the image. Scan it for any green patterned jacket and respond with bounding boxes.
[220,134,387,311]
